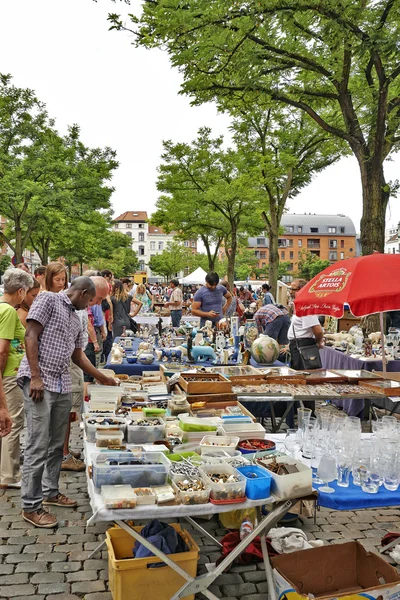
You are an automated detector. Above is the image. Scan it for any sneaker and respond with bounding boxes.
[43,493,77,508]
[61,456,86,472]
[0,481,21,490]
[22,508,58,528]
[69,449,81,460]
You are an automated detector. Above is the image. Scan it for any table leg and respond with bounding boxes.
[274,401,295,433]
[88,539,106,559]
[172,500,293,599]
[257,506,277,600]
[183,516,222,548]
[270,403,277,432]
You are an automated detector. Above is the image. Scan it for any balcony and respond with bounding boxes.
[307,240,320,249]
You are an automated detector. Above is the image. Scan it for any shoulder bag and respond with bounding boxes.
[292,326,322,370]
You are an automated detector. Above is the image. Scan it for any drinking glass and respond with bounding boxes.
[336,450,352,488]
[284,429,300,457]
[382,456,400,491]
[382,416,397,430]
[361,471,380,494]
[317,455,337,493]
[297,407,312,447]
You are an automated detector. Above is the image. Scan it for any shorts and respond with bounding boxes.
[70,360,84,414]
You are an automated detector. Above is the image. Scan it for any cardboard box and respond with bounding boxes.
[272,541,400,600]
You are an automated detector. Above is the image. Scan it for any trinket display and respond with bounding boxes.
[238,439,276,454]
[133,488,157,505]
[173,477,210,505]
[127,417,166,444]
[101,485,137,509]
[95,430,124,448]
[199,463,246,502]
[92,452,170,489]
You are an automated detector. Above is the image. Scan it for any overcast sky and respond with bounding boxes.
[1,0,400,235]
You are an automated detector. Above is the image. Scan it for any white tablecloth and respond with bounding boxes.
[135,316,171,326]
[84,439,274,525]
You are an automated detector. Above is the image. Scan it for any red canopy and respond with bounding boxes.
[294,254,400,318]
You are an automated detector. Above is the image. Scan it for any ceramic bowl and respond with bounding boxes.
[138,353,155,365]
[126,355,138,364]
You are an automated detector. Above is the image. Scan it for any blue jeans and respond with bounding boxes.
[170,310,182,328]
[264,315,291,345]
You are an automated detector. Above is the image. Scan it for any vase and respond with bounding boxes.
[243,320,259,349]
[250,333,280,364]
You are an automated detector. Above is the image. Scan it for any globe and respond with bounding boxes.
[251,334,280,364]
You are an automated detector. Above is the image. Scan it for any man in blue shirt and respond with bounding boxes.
[192,272,232,328]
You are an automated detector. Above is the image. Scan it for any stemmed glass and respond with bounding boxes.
[317,455,337,494]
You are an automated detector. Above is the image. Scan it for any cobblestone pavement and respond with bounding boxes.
[0,412,399,600]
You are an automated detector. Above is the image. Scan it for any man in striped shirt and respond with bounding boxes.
[254,303,290,345]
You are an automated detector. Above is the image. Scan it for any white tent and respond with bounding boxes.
[179,267,207,285]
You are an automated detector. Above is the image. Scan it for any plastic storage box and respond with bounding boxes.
[258,456,312,500]
[95,430,124,448]
[92,451,170,489]
[106,524,199,600]
[199,463,246,502]
[101,485,137,509]
[179,415,220,433]
[199,435,240,454]
[86,417,126,444]
[171,475,210,505]
[127,418,165,444]
[237,465,272,500]
[218,422,267,440]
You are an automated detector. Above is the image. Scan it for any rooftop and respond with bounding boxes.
[113,211,148,222]
[281,213,357,236]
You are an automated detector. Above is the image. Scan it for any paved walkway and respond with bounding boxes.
[0,415,399,600]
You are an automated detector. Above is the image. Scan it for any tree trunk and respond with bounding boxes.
[226,230,238,289]
[359,160,389,254]
[14,224,23,264]
[262,211,279,298]
[42,240,50,265]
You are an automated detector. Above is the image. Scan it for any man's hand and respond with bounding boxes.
[0,408,12,437]
[101,330,107,341]
[30,376,45,402]
[94,341,100,353]
[208,310,219,318]
[99,375,117,386]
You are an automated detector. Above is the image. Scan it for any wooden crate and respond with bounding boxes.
[178,373,232,395]
[185,392,238,404]
[229,376,305,386]
[190,401,256,421]
[361,379,400,396]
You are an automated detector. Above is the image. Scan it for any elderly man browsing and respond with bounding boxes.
[18,276,116,529]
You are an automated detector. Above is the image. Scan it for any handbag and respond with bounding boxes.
[292,326,322,370]
[121,299,138,333]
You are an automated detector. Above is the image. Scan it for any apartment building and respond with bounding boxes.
[113,211,197,280]
[385,224,400,254]
[248,213,357,272]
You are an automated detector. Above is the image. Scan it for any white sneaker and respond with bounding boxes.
[0,481,21,489]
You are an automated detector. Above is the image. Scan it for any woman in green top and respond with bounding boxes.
[0,268,34,489]
[133,283,154,314]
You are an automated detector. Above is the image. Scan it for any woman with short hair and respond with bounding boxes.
[17,279,41,328]
[0,268,34,489]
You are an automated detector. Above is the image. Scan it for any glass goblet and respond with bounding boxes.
[317,455,337,494]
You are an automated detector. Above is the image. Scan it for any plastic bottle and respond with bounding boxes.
[239,518,254,540]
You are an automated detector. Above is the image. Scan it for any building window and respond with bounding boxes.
[125,231,132,238]
[255,250,260,258]
[257,237,266,245]
[297,226,303,233]
[158,242,163,251]
[286,226,294,233]
[340,252,345,259]
[290,251,294,259]
[281,251,285,260]
[341,240,344,248]
[260,251,266,259]
[307,239,320,248]
[286,239,293,247]
[138,223,144,229]
[261,262,266,267]
[329,239,338,248]
[114,223,118,229]
[278,239,287,247]
[329,251,337,261]
[288,263,294,271]
[139,232,145,242]
[139,261,145,271]
[150,241,155,250]
[184,241,189,247]
[310,227,319,233]
[139,246,145,256]
[340,226,345,233]
[328,226,336,233]
[191,241,196,247]
[298,239,302,247]
[126,223,132,228]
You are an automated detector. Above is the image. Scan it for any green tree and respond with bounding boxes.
[0,255,11,277]
[297,250,330,281]
[0,77,117,263]
[155,128,264,287]
[148,241,192,280]
[110,1,400,253]
[231,108,344,295]
[91,245,139,279]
